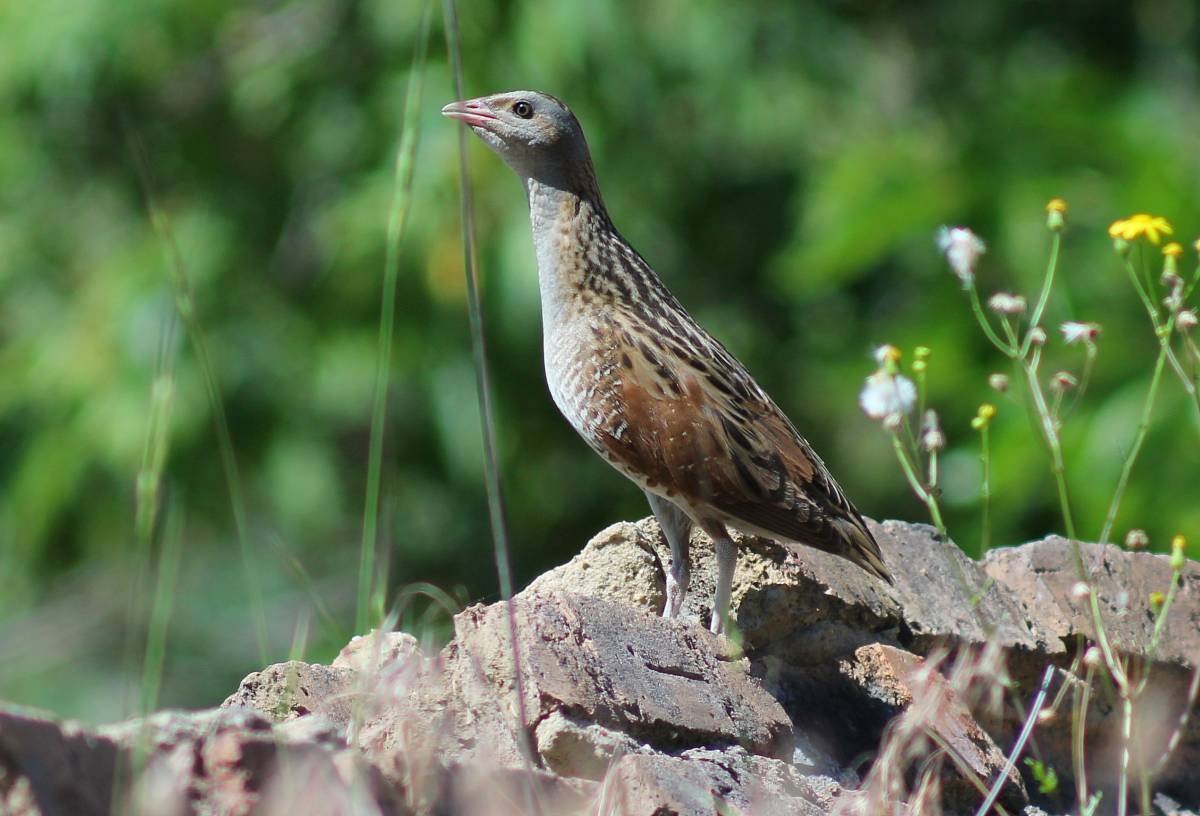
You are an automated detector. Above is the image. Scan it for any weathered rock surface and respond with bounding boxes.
[1,518,1198,815]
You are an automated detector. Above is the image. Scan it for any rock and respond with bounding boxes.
[454,592,794,757]
[534,517,1057,667]
[534,711,644,780]
[838,643,1026,812]
[0,705,409,816]
[985,538,1200,802]
[525,519,666,615]
[599,748,827,816]
[222,660,356,725]
[360,591,794,783]
[0,707,120,816]
[333,630,423,673]
[6,518,1200,815]
[984,537,1200,668]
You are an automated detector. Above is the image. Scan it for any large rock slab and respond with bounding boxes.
[599,748,828,816]
[839,644,1026,813]
[5,519,1200,815]
[530,518,1060,669]
[360,591,794,779]
[984,537,1200,668]
[0,707,119,816]
[0,706,407,816]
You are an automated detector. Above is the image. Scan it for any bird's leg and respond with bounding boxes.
[700,521,737,635]
[645,491,693,619]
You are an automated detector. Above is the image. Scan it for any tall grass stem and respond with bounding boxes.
[357,0,434,635]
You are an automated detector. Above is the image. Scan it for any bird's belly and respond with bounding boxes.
[542,330,644,474]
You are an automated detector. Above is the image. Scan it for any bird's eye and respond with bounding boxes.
[512,100,534,119]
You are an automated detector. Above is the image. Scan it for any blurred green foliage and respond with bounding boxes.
[1,0,1198,722]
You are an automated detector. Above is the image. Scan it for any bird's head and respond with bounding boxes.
[442,90,594,188]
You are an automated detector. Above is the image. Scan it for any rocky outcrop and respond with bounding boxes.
[1,518,1197,815]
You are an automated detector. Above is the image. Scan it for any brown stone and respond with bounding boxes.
[984,537,1200,668]
[839,644,1027,812]
[221,660,356,725]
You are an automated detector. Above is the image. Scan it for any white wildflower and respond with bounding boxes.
[1177,309,1197,332]
[860,371,917,423]
[1061,321,1101,345]
[937,226,986,287]
[987,292,1027,316]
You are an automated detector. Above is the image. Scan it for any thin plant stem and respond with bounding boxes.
[979,424,991,558]
[967,283,1014,355]
[1074,659,1096,809]
[1025,232,1061,337]
[975,664,1054,816]
[357,0,434,635]
[1020,346,1076,539]
[1118,692,1133,816]
[1124,255,1162,329]
[1099,331,1170,545]
[890,433,946,535]
[443,3,541,814]
[128,127,268,662]
[140,507,185,716]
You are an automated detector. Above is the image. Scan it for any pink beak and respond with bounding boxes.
[441,98,500,130]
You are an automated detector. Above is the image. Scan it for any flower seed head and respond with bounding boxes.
[921,409,944,452]
[1061,321,1101,345]
[1036,708,1058,725]
[1050,371,1078,393]
[1045,198,1068,232]
[937,226,986,288]
[1171,535,1187,571]
[988,373,1009,393]
[914,346,931,361]
[874,344,902,366]
[1178,309,1198,332]
[1150,591,1166,612]
[1028,326,1047,346]
[988,292,1027,316]
[1124,529,1150,551]
[1083,646,1103,669]
[1071,581,1091,601]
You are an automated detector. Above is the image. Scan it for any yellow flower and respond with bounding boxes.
[1045,198,1068,214]
[1163,242,1183,258]
[1108,214,1174,244]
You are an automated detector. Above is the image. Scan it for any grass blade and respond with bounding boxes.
[357,0,435,636]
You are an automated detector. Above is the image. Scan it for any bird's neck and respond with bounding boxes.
[525,174,617,326]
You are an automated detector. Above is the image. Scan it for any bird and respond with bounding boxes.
[443,90,892,634]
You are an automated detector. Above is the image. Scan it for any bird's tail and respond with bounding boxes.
[833,517,893,585]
